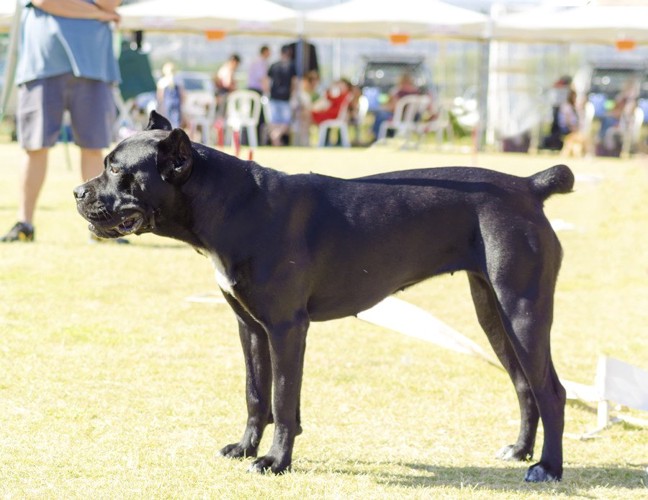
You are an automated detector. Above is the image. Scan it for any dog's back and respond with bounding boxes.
[279,164,574,321]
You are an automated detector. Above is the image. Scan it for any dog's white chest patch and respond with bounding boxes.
[210,254,236,296]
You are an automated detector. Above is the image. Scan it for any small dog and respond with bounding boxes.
[75,111,573,481]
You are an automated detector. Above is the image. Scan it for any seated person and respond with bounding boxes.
[311,78,352,125]
[598,78,639,154]
[214,53,241,114]
[558,89,586,157]
[371,72,420,141]
[290,71,320,146]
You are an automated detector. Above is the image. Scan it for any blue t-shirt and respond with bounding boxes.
[16,0,120,85]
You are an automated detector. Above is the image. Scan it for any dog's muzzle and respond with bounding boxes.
[74,185,152,237]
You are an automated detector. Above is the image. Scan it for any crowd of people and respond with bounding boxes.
[542,73,641,158]
[208,44,371,147]
[153,43,433,150]
[153,48,645,160]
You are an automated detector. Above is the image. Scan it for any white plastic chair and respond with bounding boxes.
[183,91,217,144]
[622,106,645,157]
[377,94,432,144]
[225,90,262,148]
[349,94,369,144]
[317,94,353,148]
[416,103,452,148]
[579,101,596,156]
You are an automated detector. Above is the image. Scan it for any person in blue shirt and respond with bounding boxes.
[156,62,184,129]
[1,0,121,243]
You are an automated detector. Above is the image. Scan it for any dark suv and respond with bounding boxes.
[355,55,434,112]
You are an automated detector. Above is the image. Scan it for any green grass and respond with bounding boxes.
[1,142,647,498]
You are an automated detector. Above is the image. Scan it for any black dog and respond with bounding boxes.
[74,111,573,481]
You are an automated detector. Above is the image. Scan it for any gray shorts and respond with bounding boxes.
[17,73,116,150]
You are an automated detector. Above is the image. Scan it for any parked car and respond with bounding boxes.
[176,71,215,95]
[355,55,434,112]
[578,59,648,123]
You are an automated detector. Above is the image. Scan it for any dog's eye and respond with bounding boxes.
[109,166,119,175]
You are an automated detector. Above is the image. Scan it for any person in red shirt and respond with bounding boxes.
[311,78,352,125]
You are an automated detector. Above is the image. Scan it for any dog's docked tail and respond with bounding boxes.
[529,164,575,201]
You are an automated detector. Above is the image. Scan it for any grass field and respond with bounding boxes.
[1,141,647,498]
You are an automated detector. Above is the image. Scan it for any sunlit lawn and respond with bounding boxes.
[1,140,647,498]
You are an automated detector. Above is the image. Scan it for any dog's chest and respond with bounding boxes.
[210,253,236,296]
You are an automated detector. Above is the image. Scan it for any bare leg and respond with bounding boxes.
[80,148,104,181]
[17,148,49,224]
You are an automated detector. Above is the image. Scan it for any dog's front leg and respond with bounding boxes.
[248,312,309,474]
[219,304,273,460]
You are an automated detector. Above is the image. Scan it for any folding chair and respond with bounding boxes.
[376,94,432,146]
[317,94,353,148]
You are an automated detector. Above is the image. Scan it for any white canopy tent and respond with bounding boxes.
[492,4,648,45]
[117,0,299,36]
[117,0,489,40]
[0,0,16,30]
[302,0,489,41]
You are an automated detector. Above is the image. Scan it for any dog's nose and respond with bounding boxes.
[73,185,88,201]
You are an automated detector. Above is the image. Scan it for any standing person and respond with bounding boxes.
[558,89,586,157]
[247,45,270,95]
[214,53,240,113]
[266,45,296,146]
[542,75,572,150]
[247,45,270,144]
[156,62,184,129]
[1,0,121,243]
[556,88,580,137]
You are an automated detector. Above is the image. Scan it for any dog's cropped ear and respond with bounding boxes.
[156,128,193,184]
[146,110,173,131]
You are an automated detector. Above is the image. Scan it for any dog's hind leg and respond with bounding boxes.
[493,291,565,482]
[480,232,566,482]
[468,272,538,462]
[219,298,273,460]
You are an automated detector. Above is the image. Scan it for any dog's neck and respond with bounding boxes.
[180,150,274,254]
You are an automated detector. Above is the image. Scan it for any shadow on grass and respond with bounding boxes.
[311,460,647,492]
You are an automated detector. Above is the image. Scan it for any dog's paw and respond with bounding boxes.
[496,444,533,462]
[524,462,562,482]
[219,442,257,460]
[247,455,291,474]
